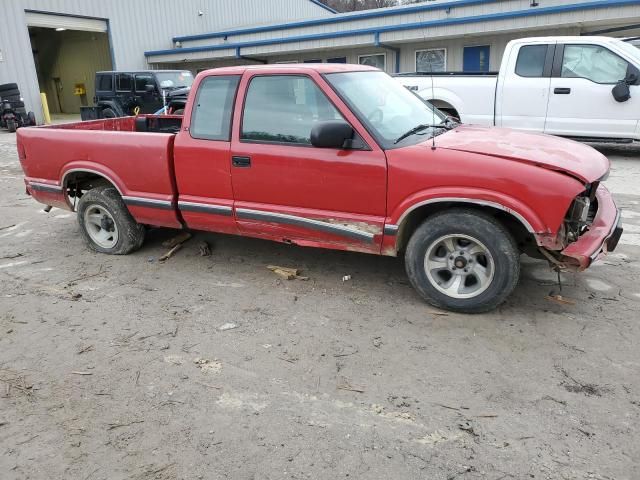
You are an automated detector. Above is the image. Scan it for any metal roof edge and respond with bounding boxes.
[149,0,640,58]
[307,0,337,14]
[171,0,498,43]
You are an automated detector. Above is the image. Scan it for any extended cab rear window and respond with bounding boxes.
[190,75,240,141]
[515,45,548,77]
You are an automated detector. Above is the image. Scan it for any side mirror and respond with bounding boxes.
[144,84,156,93]
[612,80,631,103]
[310,121,354,149]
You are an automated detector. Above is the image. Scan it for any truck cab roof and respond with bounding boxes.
[96,70,191,75]
[196,63,378,77]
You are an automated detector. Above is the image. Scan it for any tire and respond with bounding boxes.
[405,209,520,313]
[0,89,21,98]
[6,119,17,133]
[77,186,145,255]
[27,111,36,126]
[101,107,117,118]
[0,83,18,92]
[4,101,24,108]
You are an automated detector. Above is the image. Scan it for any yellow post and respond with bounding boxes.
[40,92,51,125]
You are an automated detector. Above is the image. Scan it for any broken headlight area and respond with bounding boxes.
[564,183,599,243]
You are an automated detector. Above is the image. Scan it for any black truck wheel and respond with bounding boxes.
[6,119,17,133]
[0,89,20,99]
[77,186,145,255]
[405,209,520,313]
[102,107,117,118]
[0,83,18,92]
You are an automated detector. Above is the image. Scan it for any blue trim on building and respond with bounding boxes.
[374,32,400,73]
[148,0,640,58]
[171,0,498,43]
[307,0,337,14]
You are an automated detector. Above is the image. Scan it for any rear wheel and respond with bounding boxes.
[27,111,36,126]
[405,209,520,313]
[6,119,17,133]
[77,186,145,255]
[101,107,117,118]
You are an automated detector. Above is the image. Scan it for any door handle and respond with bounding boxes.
[232,156,251,168]
[554,87,571,94]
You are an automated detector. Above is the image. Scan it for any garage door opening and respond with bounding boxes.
[27,12,113,118]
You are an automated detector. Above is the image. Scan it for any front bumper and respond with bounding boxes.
[559,185,622,270]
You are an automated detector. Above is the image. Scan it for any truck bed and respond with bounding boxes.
[395,73,497,126]
[17,115,184,228]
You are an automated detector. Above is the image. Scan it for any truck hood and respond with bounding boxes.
[435,125,609,184]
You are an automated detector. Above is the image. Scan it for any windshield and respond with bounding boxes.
[155,71,194,89]
[325,70,447,148]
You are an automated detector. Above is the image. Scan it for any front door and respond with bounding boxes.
[545,43,640,139]
[134,73,162,113]
[174,74,241,234]
[230,72,387,254]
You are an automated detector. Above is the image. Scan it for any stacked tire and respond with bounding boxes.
[0,83,23,106]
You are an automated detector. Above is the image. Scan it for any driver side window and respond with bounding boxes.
[561,45,630,84]
[241,75,344,145]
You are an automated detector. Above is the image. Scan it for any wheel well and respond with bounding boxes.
[395,202,537,256]
[63,171,119,208]
[428,99,459,119]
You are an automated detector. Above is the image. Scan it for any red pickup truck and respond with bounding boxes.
[17,64,622,313]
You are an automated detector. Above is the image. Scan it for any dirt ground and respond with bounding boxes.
[1,129,639,480]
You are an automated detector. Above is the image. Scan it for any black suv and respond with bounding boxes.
[91,70,194,118]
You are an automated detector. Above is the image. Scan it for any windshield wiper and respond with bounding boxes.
[393,122,448,144]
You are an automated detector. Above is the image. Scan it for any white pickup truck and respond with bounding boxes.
[396,36,640,143]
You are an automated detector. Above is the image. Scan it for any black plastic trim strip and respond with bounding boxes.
[178,201,232,216]
[29,183,63,193]
[122,196,173,210]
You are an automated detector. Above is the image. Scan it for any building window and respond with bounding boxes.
[241,75,345,146]
[190,75,240,141]
[463,45,490,72]
[327,57,347,64]
[304,59,322,63]
[515,45,548,77]
[358,54,385,70]
[416,49,446,72]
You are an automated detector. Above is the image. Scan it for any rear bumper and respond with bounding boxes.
[560,185,622,270]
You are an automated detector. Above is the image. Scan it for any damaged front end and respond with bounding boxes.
[540,181,623,271]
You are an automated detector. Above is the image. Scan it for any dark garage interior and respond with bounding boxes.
[29,26,112,115]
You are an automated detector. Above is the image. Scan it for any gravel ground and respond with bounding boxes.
[1,130,639,480]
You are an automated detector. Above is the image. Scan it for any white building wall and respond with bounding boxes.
[149,0,640,74]
[0,0,331,123]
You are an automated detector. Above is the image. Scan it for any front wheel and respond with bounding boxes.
[6,118,17,133]
[405,209,520,313]
[77,186,145,255]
